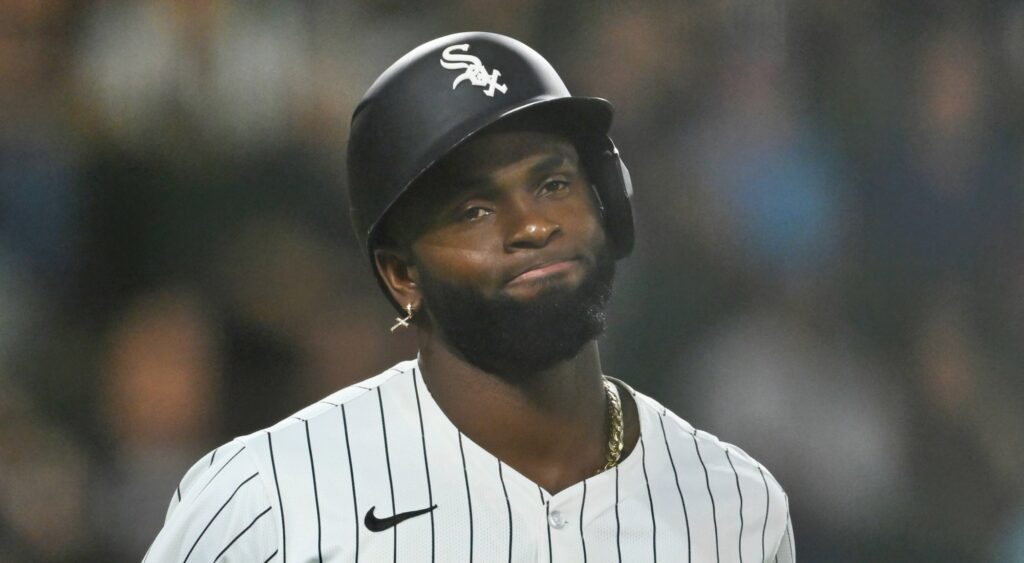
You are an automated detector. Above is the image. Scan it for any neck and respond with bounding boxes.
[417,327,611,494]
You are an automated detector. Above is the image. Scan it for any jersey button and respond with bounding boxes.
[548,510,567,529]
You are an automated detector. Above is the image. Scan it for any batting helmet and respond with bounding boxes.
[347,32,634,304]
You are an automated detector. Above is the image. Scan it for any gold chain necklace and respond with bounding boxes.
[600,378,624,473]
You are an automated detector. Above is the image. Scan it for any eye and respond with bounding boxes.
[539,179,571,195]
[460,206,491,221]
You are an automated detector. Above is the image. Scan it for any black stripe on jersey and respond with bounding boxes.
[183,472,259,563]
[640,435,657,562]
[497,462,513,563]
[692,431,719,563]
[659,412,691,563]
[319,400,339,407]
[209,447,218,466]
[304,420,324,563]
[413,370,436,562]
[214,505,272,562]
[758,466,769,562]
[263,549,279,563]
[614,466,622,563]
[546,501,553,563]
[341,405,360,562]
[199,446,246,496]
[176,485,181,502]
[267,432,286,563]
[458,432,474,562]
[537,485,545,505]
[726,450,744,563]
[579,480,588,563]
[376,387,398,561]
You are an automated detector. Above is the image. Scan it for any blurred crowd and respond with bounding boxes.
[0,0,1021,561]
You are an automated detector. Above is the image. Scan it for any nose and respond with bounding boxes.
[504,199,561,251]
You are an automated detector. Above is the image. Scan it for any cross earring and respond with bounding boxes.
[390,304,415,332]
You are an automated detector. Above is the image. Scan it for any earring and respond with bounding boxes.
[390,303,415,332]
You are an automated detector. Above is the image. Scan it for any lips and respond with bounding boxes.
[507,258,580,285]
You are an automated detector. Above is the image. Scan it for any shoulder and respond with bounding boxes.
[145,360,417,561]
[630,387,793,555]
[632,387,787,497]
[145,439,278,562]
[249,359,415,439]
[229,360,415,483]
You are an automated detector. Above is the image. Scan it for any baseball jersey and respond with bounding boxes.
[145,359,794,562]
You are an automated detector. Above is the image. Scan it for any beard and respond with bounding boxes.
[416,247,616,378]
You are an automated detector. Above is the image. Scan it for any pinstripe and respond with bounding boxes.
[341,405,359,562]
[267,433,286,562]
[659,411,691,563]
[546,501,553,563]
[758,466,769,562]
[640,436,657,562]
[198,446,246,496]
[458,432,474,562]
[182,472,258,563]
[726,450,744,563]
[376,387,398,562]
[497,462,513,563]
[579,480,588,563]
[304,420,323,562]
[692,431,719,563]
[614,466,622,563]
[262,549,279,563]
[214,505,272,562]
[413,370,436,563]
[209,448,218,466]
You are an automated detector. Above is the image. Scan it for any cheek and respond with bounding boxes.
[411,238,504,285]
[563,195,607,247]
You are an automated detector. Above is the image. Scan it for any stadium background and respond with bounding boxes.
[1,0,1022,561]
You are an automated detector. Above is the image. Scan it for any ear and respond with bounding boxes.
[374,247,421,310]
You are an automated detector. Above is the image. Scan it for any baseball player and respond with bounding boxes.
[146,32,793,562]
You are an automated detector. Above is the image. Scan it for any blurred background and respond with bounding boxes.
[0,0,1022,561]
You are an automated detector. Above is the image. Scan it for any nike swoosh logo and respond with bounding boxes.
[364,505,438,532]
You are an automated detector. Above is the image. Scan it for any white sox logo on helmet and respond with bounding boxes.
[439,44,508,97]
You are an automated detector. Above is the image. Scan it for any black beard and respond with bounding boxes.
[417,248,615,378]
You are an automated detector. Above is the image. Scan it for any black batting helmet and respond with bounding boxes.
[347,32,634,304]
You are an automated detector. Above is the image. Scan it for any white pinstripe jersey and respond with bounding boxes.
[145,360,794,562]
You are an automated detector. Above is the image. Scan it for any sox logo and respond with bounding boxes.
[440,44,508,97]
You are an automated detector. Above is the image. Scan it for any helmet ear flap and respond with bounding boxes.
[584,138,635,259]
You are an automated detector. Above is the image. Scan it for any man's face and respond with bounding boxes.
[399,129,615,377]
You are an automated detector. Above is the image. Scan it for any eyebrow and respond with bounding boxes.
[457,153,576,195]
